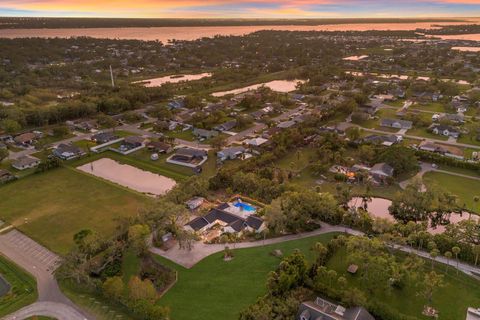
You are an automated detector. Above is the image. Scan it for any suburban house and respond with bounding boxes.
[167,147,208,168]
[358,104,378,116]
[467,307,480,320]
[0,169,15,184]
[418,141,464,160]
[359,134,401,146]
[431,124,460,139]
[244,137,268,147]
[297,297,375,320]
[217,146,246,161]
[53,143,85,160]
[277,120,296,129]
[373,94,395,102]
[120,136,145,151]
[380,118,413,130]
[370,162,394,183]
[12,156,41,171]
[214,120,237,132]
[146,141,172,153]
[193,128,218,140]
[167,98,186,110]
[185,197,205,210]
[91,132,119,144]
[14,132,37,147]
[66,119,98,132]
[184,201,265,236]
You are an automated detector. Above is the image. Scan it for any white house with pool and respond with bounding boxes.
[185,199,265,237]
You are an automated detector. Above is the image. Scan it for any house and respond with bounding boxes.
[418,141,464,160]
[380,118,412,130]
[431,124,460,139]
[14,133,36,147]
[358,104,378,116]
[167,147,208,168]
[214,120,237,132]
[167,98,185,110]
[193,128,218,140]
[360,134,401,146]
[373,94,395,102]
[146,141,172,153]
[185,197,205,210]
[0,169,15,183]
[12,156,41,170]
[91,132,118,144]
[467,307,480,320]
[443,113,465,124]
[217,146,246,161]
[370,162,394,183]
[297,297,374,320]
[53,143,85,160]
[67,119,98,132]
[277,120,296,129]
[244,137,268,147]
[121,136,145,149]
[185,202,265,235]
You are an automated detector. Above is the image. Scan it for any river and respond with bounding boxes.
[0,20,477,43]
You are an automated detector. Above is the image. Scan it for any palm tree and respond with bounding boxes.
[444,251,452,274]
[430,249,440,271]
[452,246,461,275]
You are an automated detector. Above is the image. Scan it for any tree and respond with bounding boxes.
[128,276,157,302]
[444,251,452,274]
[0,148,8,162]
[341,288,367,308]
[452,246,461,275]
[379,145,418,176]
[128,224,151,256]
[103,276,125,300]
[420,271,444,306]
[429,249,439,271]
[312,242,328,266]
[210,134,226,151]
[0,119,21,133]
[52,125,70,137]
[264,199,287,235]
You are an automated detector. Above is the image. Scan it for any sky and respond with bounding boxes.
[1,0,480,18]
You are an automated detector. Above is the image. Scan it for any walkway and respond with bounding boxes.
[2,302,88,320]
[151,223,480,278]
[0,230,91,320]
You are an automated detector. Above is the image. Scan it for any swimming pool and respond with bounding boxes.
[234,202,256,212]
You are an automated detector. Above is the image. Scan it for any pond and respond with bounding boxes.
[0,274,10,297]
[211,79,305,97]
[348,197,477,234]
[77,158,176,196]
[134,73,212,87]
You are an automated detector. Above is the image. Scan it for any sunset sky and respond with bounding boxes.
[1,0,480,18]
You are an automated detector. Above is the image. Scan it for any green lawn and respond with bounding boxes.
[411,102,446,113]
[0,255,37,318]
[326,247,480,320]
[275,147,318,171]
[155,233,340,320]
[407,127,449,141]
[166,130,195,142]
[0,168,148,254]
[423,171,480,213]
[121,248,140,283]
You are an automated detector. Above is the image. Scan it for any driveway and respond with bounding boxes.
[0,230,92,320]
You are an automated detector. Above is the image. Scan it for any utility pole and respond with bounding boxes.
[109,65,115,88]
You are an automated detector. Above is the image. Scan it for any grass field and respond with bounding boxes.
[155,233,339,320]
[326,247,480,320]
[0,168,149,254]
[423,171,480,213]
[0,255,37,318]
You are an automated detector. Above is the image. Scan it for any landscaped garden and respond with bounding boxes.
[0,255,37,318]
[0,168,149,254]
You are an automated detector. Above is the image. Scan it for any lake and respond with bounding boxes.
[212,79,305,97]
[348,197,478,234]
[0,20,477,43]
[134,73,212,87]
[77,158,176,196]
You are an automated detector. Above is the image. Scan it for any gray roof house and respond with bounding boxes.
[214,120,237,132]
[53,144,85,160]
[297,297,374,320]
[193,128,218,140]
[91,132,118,144]
[370,163,394,182]
[431,124,460,139]
[467,307,480,320]
[380,118,413,130]
[217,146,246,161]
[12,156,41,171]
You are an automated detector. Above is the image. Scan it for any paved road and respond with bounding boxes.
[0,230,92,320]
[151,222,480,278]
[2,302,88,320]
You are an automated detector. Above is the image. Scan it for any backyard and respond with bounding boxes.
[423,171,480,213]
[0,168,148,254]
[154,233,339,320]
[0,255,37,318]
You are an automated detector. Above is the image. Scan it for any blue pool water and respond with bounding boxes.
[234,202,256,212]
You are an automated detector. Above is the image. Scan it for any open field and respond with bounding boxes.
[0,254,37,318]
[423,171,480,212]
[0,168,148,254]
[327,246,480,320]
[155,233,339,320]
